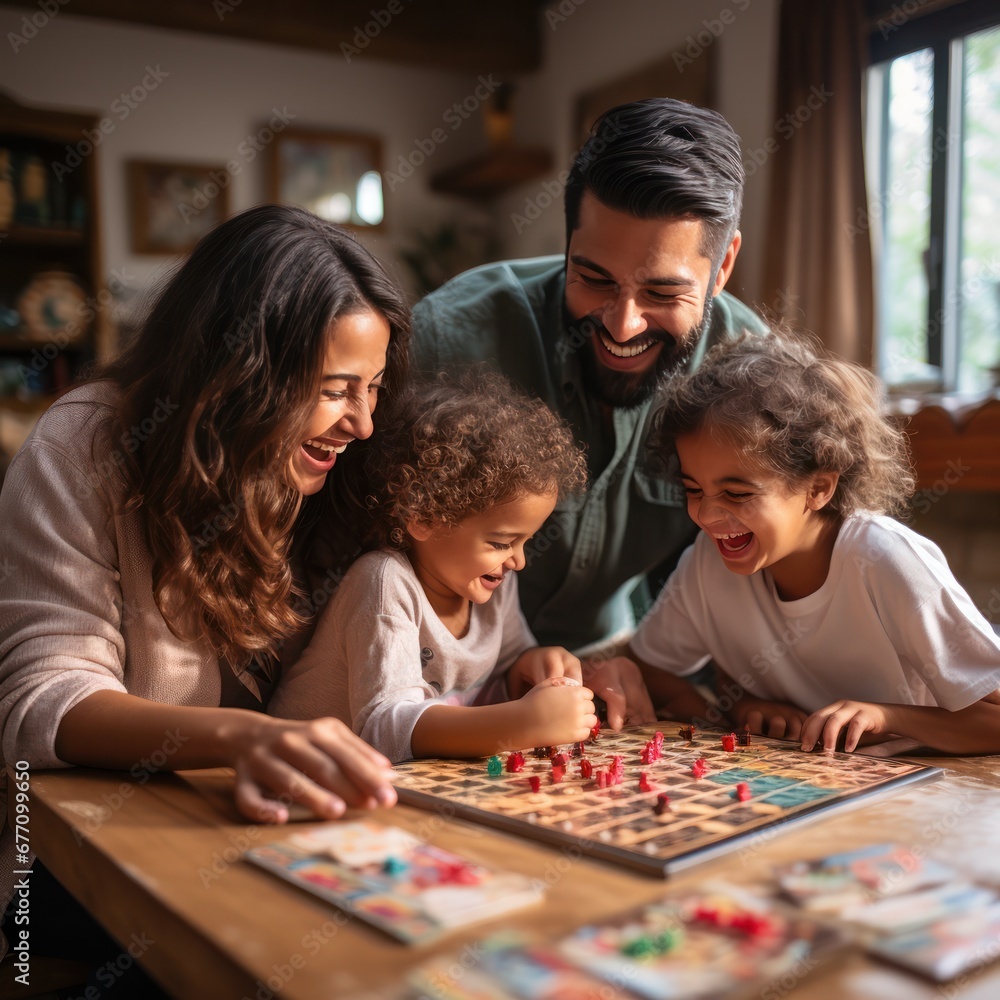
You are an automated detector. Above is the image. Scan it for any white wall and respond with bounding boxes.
[0,6,492,313]
[0,2,782,314]
[498,0,781,308]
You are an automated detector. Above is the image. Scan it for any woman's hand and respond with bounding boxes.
[225,715,397,823]
[505,646,583,700]
[582,656,657,731]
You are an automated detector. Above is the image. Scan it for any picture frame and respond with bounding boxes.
[268,127,384,230]
[128,159,229,255]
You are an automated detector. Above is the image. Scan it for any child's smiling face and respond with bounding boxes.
[407,491,558,615]
[675,428,840,600]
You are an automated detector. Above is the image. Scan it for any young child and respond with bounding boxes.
[270,372,597,763]
[629,329,1000,754]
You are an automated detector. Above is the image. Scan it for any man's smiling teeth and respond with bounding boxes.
[713,532,749,539]
[599,330,656,358]
[304,439,347,454]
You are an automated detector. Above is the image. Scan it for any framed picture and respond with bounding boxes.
[128,160,229,255]
[269,128,384,230]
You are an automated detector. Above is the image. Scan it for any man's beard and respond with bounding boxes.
[566,298,714,410]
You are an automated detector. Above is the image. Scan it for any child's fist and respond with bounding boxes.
[520,676,598,746]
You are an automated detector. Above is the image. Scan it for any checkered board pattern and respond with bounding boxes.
[392,727,941,876]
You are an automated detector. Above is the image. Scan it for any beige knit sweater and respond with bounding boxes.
[0,382,260,955]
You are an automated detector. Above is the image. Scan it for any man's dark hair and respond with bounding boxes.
[565,98,745,268]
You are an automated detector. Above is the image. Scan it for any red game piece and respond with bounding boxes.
[528,775,541,793]
[638,772,653,793]
[734,781,751,802]
[550,764,565,784]
[505,751,525,773]
[579,759,593,779]
[691,758,708,779]
[654,730,664,748]
[678,724,696,740]
[550,752,569,767]
[737,726,752,747]
[572,741,586,757]
[596,769,610,789]
[721,733,737,752]
[653,792,671,815]
[589,720,601,741]
[611,755,624,777]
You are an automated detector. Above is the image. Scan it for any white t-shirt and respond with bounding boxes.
[269,549,535,762]
[631,513,1000,713]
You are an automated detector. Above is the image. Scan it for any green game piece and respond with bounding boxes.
[652,928,682,953]
[382,856,408,876]
[621,935,656,958]
[487,755,502,776]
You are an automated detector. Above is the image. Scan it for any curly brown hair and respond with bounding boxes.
[367,370,588,549]
[649,328,915,518]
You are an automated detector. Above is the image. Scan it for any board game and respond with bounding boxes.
[391,726,942,877]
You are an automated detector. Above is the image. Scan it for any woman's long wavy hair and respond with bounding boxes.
[91,204,409,666]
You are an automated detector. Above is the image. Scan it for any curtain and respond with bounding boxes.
[760,0,875,365]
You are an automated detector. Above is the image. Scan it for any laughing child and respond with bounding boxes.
[629,329,1000,754]
[270,372,597,762]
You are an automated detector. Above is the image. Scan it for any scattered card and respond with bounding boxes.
[245,821,544,944]
[776,843,956,912]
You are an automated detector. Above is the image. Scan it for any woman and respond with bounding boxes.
[0,206,408,973]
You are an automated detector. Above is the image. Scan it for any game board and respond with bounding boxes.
[391,726,942,877]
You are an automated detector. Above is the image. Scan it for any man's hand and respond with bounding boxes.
[506,646,583,700]
[581,656,656,731]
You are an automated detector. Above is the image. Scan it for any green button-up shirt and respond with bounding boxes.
[411,256,766,651]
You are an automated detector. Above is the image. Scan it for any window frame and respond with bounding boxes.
[868,0,1000,390]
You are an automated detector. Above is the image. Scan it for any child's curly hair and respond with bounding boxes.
[649,328,915,518]
[366,370,588,549]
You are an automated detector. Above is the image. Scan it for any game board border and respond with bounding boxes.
[393,736,944,878]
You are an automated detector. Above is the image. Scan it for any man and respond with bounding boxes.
[412,98,765,713]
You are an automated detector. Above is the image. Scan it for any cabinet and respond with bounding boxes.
[0,90,113,470]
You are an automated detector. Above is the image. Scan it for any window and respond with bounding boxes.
[867,1,1000,392]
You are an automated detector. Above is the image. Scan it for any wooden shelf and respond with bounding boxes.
[430,146,554,199]
[4,224,86,247]
[0,394,56,415]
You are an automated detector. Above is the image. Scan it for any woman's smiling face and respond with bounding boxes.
[289,310,390,496]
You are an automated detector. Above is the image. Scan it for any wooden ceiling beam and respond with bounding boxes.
[4,0,546,74]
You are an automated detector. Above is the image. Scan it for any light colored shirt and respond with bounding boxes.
[269,549,535,763]
[631,513,1000,712]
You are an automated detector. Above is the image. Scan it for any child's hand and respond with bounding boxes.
[506,646,583,699]
[518,676,597,747]
[800,700,891,753]
[582,656,657,730]
[733,697,809,741]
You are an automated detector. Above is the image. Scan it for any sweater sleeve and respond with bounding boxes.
[0,441,129,769]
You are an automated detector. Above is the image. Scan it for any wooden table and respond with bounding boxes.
[24,753,1000,999]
